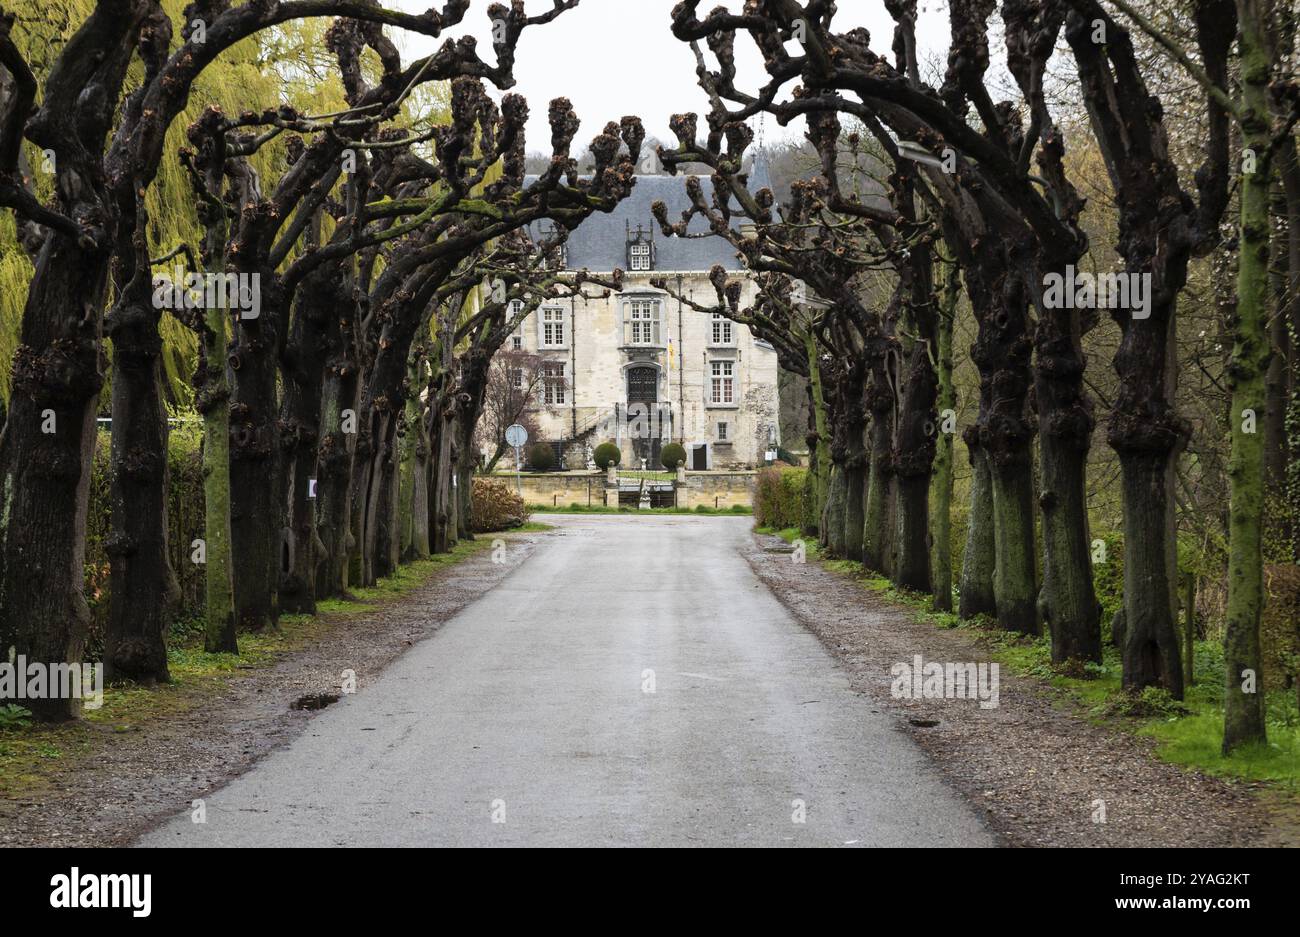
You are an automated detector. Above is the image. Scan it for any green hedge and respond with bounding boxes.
[754,466,808,531]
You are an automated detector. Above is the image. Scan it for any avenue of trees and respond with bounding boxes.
[656,0,1297,755]
[0,0,1296,763]
[0,0,640,717]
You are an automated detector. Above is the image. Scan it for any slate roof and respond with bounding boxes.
[527,157,772,273]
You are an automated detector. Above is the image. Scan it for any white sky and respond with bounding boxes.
[390,0,951,152]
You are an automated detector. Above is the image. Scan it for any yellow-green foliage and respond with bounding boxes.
[1,1,450,404]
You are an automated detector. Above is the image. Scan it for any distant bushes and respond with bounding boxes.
[471,478,528,532]
[527,443,555,472]
[754,466,808,531]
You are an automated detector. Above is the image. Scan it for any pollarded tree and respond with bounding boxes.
[668,0,1103,654]
[652,106,935,575]
[1060,0,1235,697]
[1094,0,1300,744]
[0,0,506,716]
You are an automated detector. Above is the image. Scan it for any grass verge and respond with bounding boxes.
[0,536,498,797]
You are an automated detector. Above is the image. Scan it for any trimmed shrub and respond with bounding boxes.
[471,478,528,532]
[527,442,555,472]
[660,442,686,470]
[754,466,807,531]
[594,441,621,469]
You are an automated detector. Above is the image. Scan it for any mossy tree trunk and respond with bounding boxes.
[959,438,997,619]
[929,263,959,612]
[189,142,238,654]
[862,338,895,574]
[1222,1,1272,752]
[804,330,831,535]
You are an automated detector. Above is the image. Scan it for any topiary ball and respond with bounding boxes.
[594,442,621,470]
[660,442,687,470]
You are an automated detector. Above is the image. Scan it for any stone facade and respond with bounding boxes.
[503,172,782,470]
[503,470,759,509]
[509,273,780,470]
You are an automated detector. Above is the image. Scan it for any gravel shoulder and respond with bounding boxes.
[0,531,544,848]
[743,530,1296,848]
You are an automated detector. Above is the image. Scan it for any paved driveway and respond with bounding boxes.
[137,514,992,847]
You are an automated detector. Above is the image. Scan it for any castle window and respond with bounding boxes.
[716,421,729,441]
[630,242,652,271]
[711,313,733,346]
[625,300,662,346]
[710,360,734,405]
[626,222,655,271]
[539,306,566,348]
[509,300,525,350]
[543,362,566,405]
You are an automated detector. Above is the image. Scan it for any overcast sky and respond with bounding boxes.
[390,0,950,152]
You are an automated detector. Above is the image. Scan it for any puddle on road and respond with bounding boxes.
[291,693,341,711]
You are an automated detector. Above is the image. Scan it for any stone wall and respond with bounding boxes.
[500,470,758,509]
[680,471,757,509]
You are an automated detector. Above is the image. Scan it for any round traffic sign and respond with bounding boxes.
[504,423,528,448]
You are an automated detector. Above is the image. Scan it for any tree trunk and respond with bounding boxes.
[104,297,178,682]
[804,331,830,534]
[430,400,456,553]
[228,298,281,631]
[989,458,1039,633]
[842,398,867,562]
[1034,288,1101,662]
[929,266,958,612]
[197,302,236,653]
[822,462,847,555]
[315,315,361,598]
[893,339,937,592]
[862,370,894,572]
[1222,11,1271,751]
[968,263,1038,633]
[0,235,107,720]
[959,438,997,619]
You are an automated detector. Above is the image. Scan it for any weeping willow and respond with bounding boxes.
[1,0,450,406]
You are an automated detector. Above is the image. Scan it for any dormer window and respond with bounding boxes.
[626,222,655,272]
[537,223,568,270]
